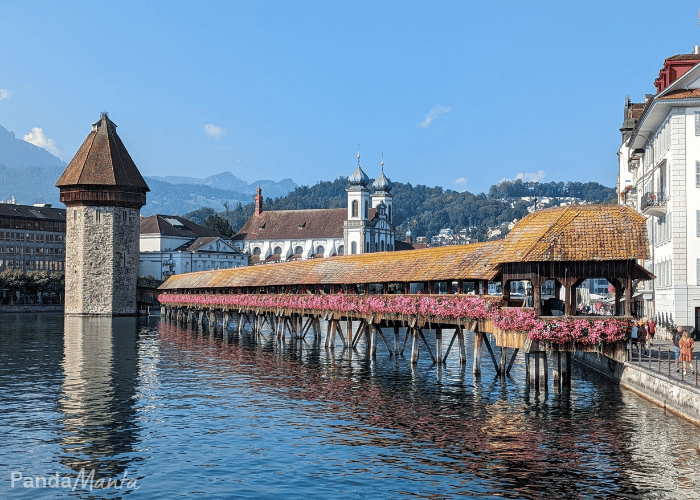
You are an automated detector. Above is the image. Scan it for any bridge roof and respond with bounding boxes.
[494,204,650,263]
[159,240,503,290]
[159,204,651,291]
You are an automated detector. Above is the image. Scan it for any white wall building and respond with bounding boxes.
[140,214,246,280]
[618,48,700,331]
[233,154,396,263]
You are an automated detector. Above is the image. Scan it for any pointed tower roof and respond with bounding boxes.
[56,113,149,191]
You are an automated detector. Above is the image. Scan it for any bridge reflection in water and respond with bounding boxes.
[158,205,653,390]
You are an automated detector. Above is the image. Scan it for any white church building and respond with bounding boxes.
[232,153,397,264]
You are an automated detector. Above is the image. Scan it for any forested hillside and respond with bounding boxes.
[185,178,616,243]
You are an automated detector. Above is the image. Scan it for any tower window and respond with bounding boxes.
[351,242,357,254]
[364,201,368,219]
[352,200,358,218]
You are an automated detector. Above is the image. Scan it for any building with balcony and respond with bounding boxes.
[618,46,700,330]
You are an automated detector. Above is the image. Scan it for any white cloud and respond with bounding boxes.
[204,123,227,139]
[0,89,12,100]
[23,127,63,159]
[419,104,450,128]
[453,177,468,191]
[516,170,547,183]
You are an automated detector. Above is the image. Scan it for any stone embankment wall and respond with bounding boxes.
[0,305,63,313]
[574,352,700,427]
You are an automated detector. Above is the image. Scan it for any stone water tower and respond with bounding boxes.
[56,113,149,315]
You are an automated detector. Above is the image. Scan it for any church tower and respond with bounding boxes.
[343,148,370,255]
[56,113,149,315]
[371,155,393,223]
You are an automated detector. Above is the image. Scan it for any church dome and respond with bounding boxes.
[372,170,392,192]
[349,165,370,187]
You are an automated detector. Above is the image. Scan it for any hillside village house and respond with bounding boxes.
[139,214,246,280]
[618,46,700,331]
[232,154,397,263]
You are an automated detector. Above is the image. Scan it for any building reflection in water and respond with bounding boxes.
[59,316,141,480]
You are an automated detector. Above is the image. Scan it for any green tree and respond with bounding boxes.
[203,213,234,237]
[183,206,216,225]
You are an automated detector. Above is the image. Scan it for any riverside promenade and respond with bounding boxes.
[576,333,700,426]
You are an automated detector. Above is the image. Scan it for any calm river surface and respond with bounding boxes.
[1,313,699,499]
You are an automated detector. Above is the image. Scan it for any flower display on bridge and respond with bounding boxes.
[158,292,631,346]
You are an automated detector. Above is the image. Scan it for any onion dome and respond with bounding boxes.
[373,169,392,192]
[349,165,369,186]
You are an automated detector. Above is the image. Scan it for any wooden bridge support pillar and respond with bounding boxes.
[473,331,483,375]
[458,327,466,365]
[223,313,230,330]
[499,346,507,376]
[528,351,548,389]
[160,305,166,317]
[208,311,217,328]
[370,325,377,357]
[552,351,571,387]
[393,325,400,356]
[411,328,420,364]
[435,328,443,365]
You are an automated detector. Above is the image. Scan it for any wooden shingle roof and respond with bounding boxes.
[56,113,149,191]
[160,241,504,290]
[494,205,650,263]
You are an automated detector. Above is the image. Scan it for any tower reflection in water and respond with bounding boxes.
[59,316,141,480]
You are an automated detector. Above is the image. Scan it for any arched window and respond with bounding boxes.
[316,245,324,255]
[366,242,370,253]
[381,241,385,251]
[388,206,391,222]
[352,200,358,218]
[295,246,303,255]
[338,245,344,255]
[253,247,261,255]
[351,242,357,254]
[364,201,369,219]
[274,246,282,255]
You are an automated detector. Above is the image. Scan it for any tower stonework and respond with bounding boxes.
[57,113,149,315]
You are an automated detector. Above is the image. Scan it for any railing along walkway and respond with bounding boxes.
[628,337,699,386]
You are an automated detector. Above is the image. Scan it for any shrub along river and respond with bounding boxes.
[1,313,699,499]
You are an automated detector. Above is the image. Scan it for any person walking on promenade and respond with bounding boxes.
[679,329,695,376]
[673,326,683,372]
[638,319,648,355]
[646,317,656,346]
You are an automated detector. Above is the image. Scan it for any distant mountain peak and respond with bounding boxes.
[0,124,66,170]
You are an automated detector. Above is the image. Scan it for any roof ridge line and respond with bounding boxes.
[520,206,575,261]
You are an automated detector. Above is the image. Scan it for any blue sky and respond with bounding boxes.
[1,1,700,195]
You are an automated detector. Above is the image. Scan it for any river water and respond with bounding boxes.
[1,313,699,499]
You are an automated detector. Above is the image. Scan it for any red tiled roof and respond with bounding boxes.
[56,113,149,190]
[659,88,700,99]
[666,54,700,61]
[233,208,379,241]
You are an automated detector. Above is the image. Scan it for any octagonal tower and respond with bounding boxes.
[56,113,149,315]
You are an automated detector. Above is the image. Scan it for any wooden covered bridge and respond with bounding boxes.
[158,205,652,388]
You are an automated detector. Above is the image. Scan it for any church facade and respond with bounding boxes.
[232,155,396,264]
